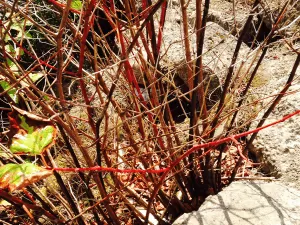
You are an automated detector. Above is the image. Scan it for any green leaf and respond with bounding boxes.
[19,115,34,133]
[4,45,19,70]
[4,34,11,42]
[71,0,82,10]
[9,19,33,41]
[0,199,11,206]
[6,60,19,71]
[6,58,13,67]
[29,72,43,82]
[0,163,53,192]
[7,110,57,155]
[6,44,13,52]
[10,22,23,32]
[16,30,32,41]
[5,44,15,56]
[25,31,32,39]
[0,80,18,103]
[10,125,56,155]
[10,19,33,32]
[15,47,24,56]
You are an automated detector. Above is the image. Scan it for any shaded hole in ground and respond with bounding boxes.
[248,142,281,179]
[167,72,222,123]
[164,76,191,123]
[138,69,222,124]
[85,1,128,60]
[243,15,282,48]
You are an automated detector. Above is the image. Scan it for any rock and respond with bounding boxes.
[194,0,299,43]
[250,83,300,186]
[207,0,251,34]
[160,19,251,116]
[161,17,250,81]
[243,42,300,187]
[173,181,300,225]
[258,0,300,38]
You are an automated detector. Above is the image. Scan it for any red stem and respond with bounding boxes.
[52,109,300,174]
[76,0,97,134]
[112,1,166,149]
[144,108,300,222]
[47,0,81,14]
[156,1,167,54]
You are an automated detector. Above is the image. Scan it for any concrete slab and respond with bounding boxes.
[173,181,300,225]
